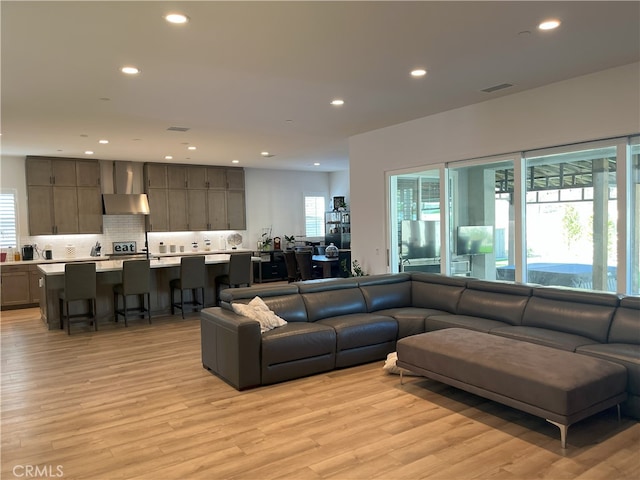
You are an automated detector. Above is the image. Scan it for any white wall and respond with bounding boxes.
[244,168,331,247]
[349,63,640,275]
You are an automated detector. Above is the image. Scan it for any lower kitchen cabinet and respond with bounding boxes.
[1,265,33,308]
[1,265,42,308]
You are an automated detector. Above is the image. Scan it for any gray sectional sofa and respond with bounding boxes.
[200,272,640,420]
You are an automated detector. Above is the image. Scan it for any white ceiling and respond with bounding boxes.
[2,1,638,172]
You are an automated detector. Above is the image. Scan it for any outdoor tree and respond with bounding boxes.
[562,205,583,251]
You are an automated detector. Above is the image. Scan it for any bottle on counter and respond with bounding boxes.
[14,248,21,261]
[159,242,167,253]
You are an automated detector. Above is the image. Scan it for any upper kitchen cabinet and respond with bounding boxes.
[144,164,169,232]
[143,162,246,232]
[146,187,169,232]
[144,163,168,189]
[75,160,101,186]
[26,157,77,186]
[206,167,227,189]
[167,165,187,189]
[226,168,245,190]
[186,166,208,189]
[26,156,102,235]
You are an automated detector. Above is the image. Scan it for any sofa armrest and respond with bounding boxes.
[201,307,262,390]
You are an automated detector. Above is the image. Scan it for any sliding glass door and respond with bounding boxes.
[389,169,442,274]
[447,158,516,280]
[386,136,637,293]
[524,145,618,291]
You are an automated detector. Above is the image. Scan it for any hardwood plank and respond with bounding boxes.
[1,307,638,480]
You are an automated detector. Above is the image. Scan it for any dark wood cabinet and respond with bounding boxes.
[254,251,287,283]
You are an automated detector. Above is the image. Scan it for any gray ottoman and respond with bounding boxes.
[397,328,628,447]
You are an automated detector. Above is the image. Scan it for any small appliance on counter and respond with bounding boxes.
[44,244,53,260]
[21,244,34,261]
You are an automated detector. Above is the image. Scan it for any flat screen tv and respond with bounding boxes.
[456,225,494,255]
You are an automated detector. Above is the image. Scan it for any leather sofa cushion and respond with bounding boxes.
[457,280,532,325]
[426,314,510,333]
[261,322,336,366]
[229,293,308,323]
[375,307,436,338]
[490,326,600,352]
[522,288,617,343]
[301,288,367,322]
[360,281,411,312]
[577,343,640,395]
[609,296,640,344]
[318,313,397,351]
[411,273,466,313]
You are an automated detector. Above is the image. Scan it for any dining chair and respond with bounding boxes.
[283,250,299,282]
[170,256,206,318]
[58,262,97,334]
[113,259,151,327]
[295,250,320,281]
[216,253,252,304]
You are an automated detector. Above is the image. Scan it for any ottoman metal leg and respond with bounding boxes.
[546,419,568,448]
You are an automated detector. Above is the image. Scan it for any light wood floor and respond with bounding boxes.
[1,308,638,480]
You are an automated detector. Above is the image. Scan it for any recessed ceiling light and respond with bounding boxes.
[330,99,345,106]
[538,19,561,30]
[411,69,427,77]
[165,13,189,24]
[98,139,109,144]
[261,151,270,157]
[165,155,173,160]
[232,159,240,164]
[121,66,140,75]
[84,151,94,155]
[313,162,320,166]
[187,146,196,150]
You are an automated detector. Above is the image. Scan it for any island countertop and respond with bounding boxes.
[38,253,260,276]
[36,252,262,330]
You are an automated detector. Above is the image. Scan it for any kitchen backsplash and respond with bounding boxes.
[18,216,247,260]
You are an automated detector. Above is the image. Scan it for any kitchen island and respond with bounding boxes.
[37,253,259,330]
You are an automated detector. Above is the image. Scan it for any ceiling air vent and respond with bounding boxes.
[481,83,514,93]
[167,126,190,132]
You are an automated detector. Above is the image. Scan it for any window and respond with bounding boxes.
[304,195,325,237]
[0,190,18,248]
[525,145,618,291]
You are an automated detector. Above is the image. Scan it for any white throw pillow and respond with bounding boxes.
[232,296,287,333]
[383,352,421,376]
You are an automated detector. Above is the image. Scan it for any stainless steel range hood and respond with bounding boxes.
[101,161,150,215]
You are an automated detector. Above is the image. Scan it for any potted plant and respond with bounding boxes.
[284,235,296,250]
[260,232,272,251]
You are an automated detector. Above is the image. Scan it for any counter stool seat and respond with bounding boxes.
[58,262,97,335]
[215,253,252,305]
[170,256,205,318]
[113,259,152,327]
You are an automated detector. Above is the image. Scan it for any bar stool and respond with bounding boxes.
[170,256,205,318]
[58,262,97,335]
[113,259,152,327]
[215,253,252,304]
